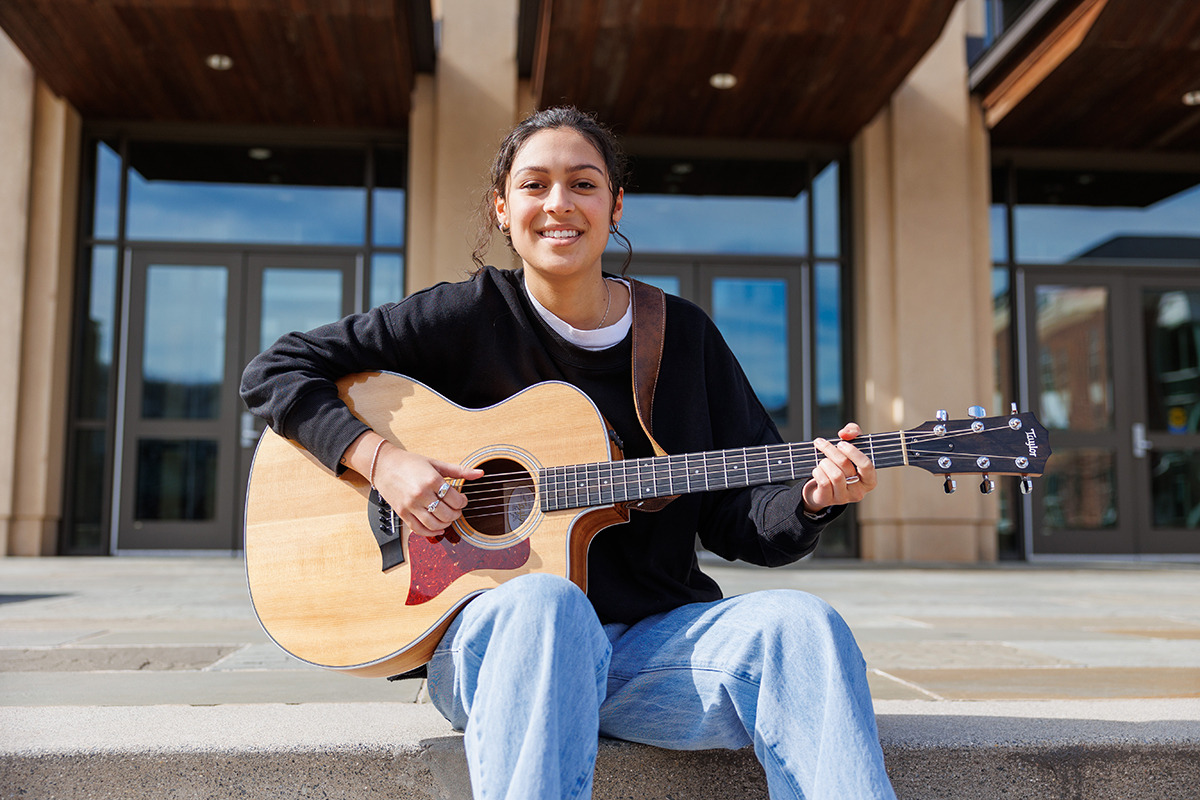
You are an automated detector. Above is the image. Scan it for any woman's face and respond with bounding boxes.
[495,127,623,282]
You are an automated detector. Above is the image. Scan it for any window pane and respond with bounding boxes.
[371,253,405,307]
[67,428,108,552]
[373,147,407,247]
[616,157,813,256]
[815,263,843,432]
[814,161,840,257]
[991,204,1008,263]
[125,142,367,245]
[260,268,344,353]
[1143,289,1200,433]
[93,141,121,240]
[79,246,119,420]
[142,265,227,419]
[1151,451,1200,529]
[1041,448,1117,530]
[1013,170,1200,264]
[1034,285,1112,431]
[134,439,218,521]
[712,278,789,428]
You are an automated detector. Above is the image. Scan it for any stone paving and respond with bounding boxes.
[1,555,1198,707]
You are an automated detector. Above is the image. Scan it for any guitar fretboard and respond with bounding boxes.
[539,432,908,512]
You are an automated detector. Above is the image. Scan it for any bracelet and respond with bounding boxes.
[368,438,386,488]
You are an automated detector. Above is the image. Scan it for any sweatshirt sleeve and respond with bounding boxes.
[240,302,409,472]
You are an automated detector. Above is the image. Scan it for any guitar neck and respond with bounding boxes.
[540,432,908,512]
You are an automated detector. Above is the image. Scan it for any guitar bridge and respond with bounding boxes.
[368,488,406,571]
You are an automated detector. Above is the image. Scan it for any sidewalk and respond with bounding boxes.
[2,556,1199,798]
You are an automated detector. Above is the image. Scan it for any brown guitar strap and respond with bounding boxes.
[628,277,677,511]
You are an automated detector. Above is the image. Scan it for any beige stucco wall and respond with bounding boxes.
[406,0,523,294]
[9,83,81,556]
[0,30,35,556]
[852,3,997,561]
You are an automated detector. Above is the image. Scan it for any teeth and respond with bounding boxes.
[540,230,580,239]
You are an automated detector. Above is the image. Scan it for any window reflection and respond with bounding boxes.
[79,246,118,420]
[712,278,788,427]
[615,156,818,256]
[1013,170,1200,265]
[260,268,344,353]
[125,142,368,245]
[93,141,121,240]
[1151,450,1200,529]
[813,162,840,257]
[1034,285,1112,431]
[1042,448,1118,530]
[135,439,218,521]
[1144,290,1200,433]
[141,265,227,419]
[815,264,843,432]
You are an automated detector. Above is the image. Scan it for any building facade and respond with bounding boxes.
[0,0,1197,561]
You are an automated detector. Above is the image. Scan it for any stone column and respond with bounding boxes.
[851,3,997,561]
[406,0,522,294]
[10,82,81,556]
[0,30,35,556]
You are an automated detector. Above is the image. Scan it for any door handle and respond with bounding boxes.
[1132,423,1153,459]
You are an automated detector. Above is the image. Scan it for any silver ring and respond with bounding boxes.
[426,499,441,514]
[436,481,451,499]
[845,475,860,485]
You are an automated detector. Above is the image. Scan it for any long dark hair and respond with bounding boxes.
[471,106,633,274]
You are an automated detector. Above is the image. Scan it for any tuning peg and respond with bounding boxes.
[1020,477,1034,495]
[968,405,986,419]
[1010,402,1019,414]
[943,476,957,494]
[936,409,948,422]
[979,474,995,494]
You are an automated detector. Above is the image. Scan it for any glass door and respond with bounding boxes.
[116,252,243,551]
[1022,270,1200,556]
[114,250,356,552]
[1132,276,1200,554]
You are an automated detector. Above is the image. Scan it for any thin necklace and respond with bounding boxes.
[595,278,612,329]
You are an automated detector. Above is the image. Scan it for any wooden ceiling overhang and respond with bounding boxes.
[970,0,1200,153]
[522,0,959,142]
[0,0,435,129]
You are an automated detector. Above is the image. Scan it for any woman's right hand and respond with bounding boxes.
[345,432,484,538]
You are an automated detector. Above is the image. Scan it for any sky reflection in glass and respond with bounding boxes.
[616,193,808,255]
[127,176,367,245]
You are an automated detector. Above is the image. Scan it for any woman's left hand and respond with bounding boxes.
[801,423,877,513]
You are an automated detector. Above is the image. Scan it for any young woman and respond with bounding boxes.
[241,106,896,800]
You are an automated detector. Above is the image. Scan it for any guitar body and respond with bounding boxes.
[245,372,626,678]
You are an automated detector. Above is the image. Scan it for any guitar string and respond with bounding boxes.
[448,426,1026,508]
[415,424,1032,514]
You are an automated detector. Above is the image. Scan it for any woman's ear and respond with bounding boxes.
[494,189,508,229]
[611,187,624,226]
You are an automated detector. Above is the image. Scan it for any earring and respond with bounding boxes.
[498,222,511,235]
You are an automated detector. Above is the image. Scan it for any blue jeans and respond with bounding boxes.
[427,573,896,800]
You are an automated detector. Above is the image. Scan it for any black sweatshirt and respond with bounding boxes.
[240,265,840,625]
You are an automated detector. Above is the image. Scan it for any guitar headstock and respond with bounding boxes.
[903,405,1051,495]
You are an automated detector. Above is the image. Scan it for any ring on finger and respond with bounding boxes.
[436,481,451,499]
[845,475,861,485]
[426,498,441,514]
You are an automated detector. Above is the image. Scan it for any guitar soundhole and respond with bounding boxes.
[462,458,535,537]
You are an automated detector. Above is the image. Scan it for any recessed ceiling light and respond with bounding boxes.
[205,54,234,71]
[1184,90,1200,106]
[709,73,737,90]
[248,147,272,161]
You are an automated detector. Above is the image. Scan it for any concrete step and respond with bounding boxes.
[3,700,1198,800]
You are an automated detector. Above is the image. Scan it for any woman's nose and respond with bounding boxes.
[544,182,574,214]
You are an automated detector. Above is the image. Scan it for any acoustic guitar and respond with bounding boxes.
[244,371,1050,678]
